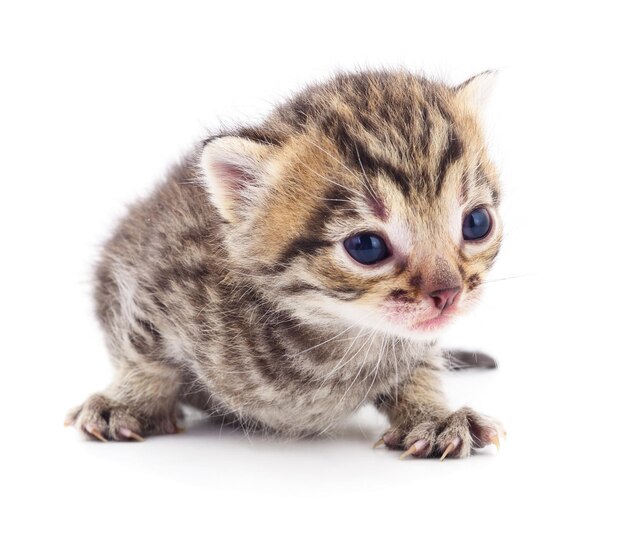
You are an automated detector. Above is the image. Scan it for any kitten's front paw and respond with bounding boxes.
[376,407,504,460]
[65,394,182,441]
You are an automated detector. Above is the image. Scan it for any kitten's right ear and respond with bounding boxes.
[455,70,498,114]
[200,136,275,223]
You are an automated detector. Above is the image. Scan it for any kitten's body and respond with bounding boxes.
[93,165,428,435]
[68,70,504,458]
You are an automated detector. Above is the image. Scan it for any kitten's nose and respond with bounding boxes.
[429,286,461,311]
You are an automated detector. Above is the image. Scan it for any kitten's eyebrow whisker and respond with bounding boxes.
[305,138,362,181]
[310,196,354,203]
[353,141,381,202]
[304,137,367,185]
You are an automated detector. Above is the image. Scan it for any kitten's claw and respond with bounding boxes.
[399,444,418,460]
[373,438,385,449]
[119,427,144,441]
[85,425,108,442]
[399,439,429,460]
[489,433,500,451]
[439,437,461,461]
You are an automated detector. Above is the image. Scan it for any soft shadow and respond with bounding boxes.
[178,406,385,448]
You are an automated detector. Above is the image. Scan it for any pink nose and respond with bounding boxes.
[429,286,461,311]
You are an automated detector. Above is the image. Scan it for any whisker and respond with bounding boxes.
[353,141,380,202]
[479,273,537,285]
[292,153,365,200]
[304,137,363,182]
[311,320,377,400]
[336,317,385,406]
[289,314,374,358]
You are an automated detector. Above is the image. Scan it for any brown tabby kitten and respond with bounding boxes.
[66,69,504,460]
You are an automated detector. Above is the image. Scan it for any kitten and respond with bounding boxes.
[66,69,504,459]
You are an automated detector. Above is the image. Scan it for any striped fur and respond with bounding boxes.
[67,70,504,457]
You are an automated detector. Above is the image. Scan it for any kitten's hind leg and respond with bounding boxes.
[66,361,183,441]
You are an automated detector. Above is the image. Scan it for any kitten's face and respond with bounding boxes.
[202,70,501,340]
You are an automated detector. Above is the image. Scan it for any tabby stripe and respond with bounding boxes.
[274,187,351,270]
[434,127,463,196]
[282,282,364,301]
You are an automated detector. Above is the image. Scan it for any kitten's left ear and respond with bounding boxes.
[454,70,498,113]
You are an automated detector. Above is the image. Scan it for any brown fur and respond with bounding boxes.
[67,69,504,458]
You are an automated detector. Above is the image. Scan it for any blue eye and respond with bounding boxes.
[462,207,492,241]
[344,233,389,265]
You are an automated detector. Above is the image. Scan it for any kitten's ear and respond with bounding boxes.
[200,136,275,223]
[455,70,498,113]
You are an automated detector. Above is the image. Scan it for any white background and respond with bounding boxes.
[2,1,625,534]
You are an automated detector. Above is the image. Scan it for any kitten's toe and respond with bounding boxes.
[456,407,506,449]
[434,407,504,459]
[68,394,113,441]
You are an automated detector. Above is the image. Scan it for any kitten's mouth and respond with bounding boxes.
[408,313,452,331]
[383,302,457,332]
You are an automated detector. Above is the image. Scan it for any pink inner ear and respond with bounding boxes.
[213,160,256,192]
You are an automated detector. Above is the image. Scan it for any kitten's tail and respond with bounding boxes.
[444,350,497,371]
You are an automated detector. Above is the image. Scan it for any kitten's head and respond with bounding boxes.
[200,70,501,340]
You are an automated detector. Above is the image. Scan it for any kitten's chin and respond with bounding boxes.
[376,321,449,342]
[385,315,455,341]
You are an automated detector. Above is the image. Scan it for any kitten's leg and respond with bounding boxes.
[375,367,504,459]
[66,262,184,441]
[66,361,182,441]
